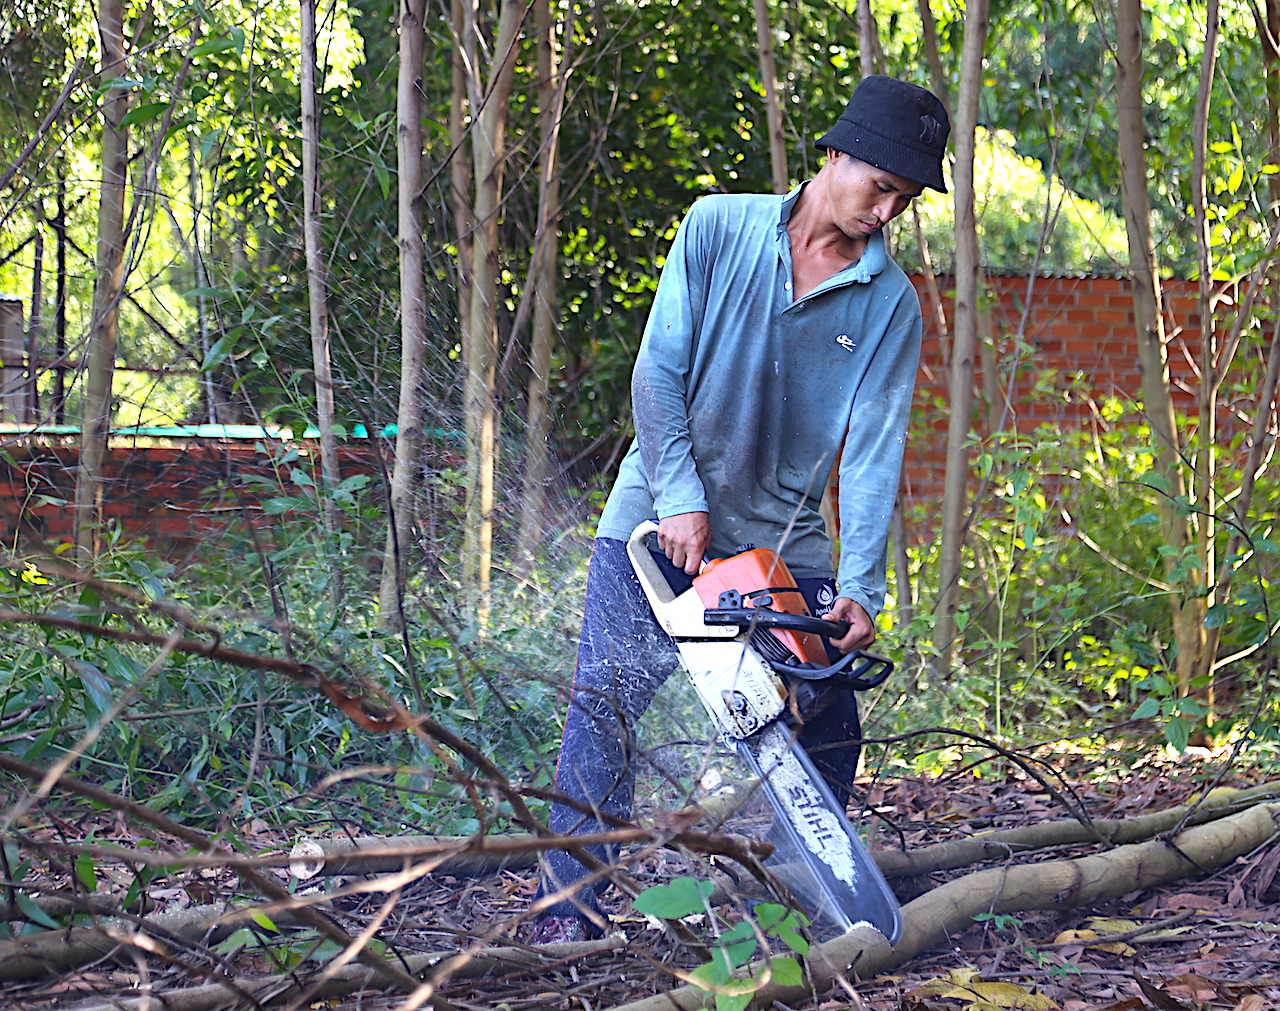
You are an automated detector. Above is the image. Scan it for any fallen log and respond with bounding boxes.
[286,833,539,877]
[0,903,241,982]
[56,936,625,1011]
[874,780,1280,877]
[602,800,1280,1011]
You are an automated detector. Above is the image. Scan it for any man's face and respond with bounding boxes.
[823,151,925,240]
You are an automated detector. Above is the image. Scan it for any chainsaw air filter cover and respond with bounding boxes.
[692,549,830,667]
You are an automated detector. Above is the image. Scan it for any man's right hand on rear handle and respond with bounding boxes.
[658,511,711,575]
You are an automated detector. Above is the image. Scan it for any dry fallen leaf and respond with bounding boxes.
[1134,970,1192,1011]
[1232,995,1266,1011]
[1051,927,1135,956]
[1093,1000,1146,1011]
[910,979,1058,1009]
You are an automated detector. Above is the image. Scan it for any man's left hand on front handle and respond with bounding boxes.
[822,597,875,652]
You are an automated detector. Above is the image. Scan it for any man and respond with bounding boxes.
[529,75,950,943]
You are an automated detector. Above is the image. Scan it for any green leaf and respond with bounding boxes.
[1203,603,1228,629]
[201,331,238,372]
[249,909,278,932]
[1134,697,1161,720]
[15,891,61,929]
[632,877,713,919]
[119,101,169,127]
[74,854,97,892]
[1164,715,1190,753]
[716,921,758,968]
[715,994,751,1011]
[768,956,802,987]
[190,36,238,58]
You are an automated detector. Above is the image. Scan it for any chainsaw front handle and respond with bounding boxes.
[701,607,894,689]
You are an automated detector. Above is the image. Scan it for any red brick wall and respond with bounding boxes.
[0,273,1231,555]
[901,273,1206,512]
[0,439,381,557]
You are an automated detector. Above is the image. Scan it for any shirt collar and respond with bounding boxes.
[777,182,886,284]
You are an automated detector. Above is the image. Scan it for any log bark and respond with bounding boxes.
[0,903,250,982]
[873,779,1280,877]
[57,938,623,1011]
[607,802,1280,1011]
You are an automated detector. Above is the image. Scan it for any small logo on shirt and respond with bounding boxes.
[835,334,856,352]
[816,581,836,609]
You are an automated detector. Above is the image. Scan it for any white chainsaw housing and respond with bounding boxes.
[626,521,787,739]
[627,520,904,945]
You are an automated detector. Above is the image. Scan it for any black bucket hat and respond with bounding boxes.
[815,76,950,192]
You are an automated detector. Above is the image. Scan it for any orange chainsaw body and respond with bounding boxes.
[692,548,830,665]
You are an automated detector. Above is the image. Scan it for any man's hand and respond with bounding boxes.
[657,512,711,575]
[822,597,875,653]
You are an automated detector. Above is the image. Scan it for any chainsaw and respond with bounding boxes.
[627,520,902,944]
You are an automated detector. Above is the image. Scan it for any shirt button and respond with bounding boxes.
[784,282,792,290]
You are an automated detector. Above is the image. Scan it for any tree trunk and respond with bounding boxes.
[916,0,952,119]
[1190,0,1220,700]
[73,0,129,559]
[1115,0,1198,692]
[53,176,67,425]
[461,0,523,608]
[753,0,788,194]
[27,201,43,425]
[300,0,343,586]
[450,0,475,382]
[514,0,572,576]
[379,0,429,630]
[932,0,988,670]
[857,0,877,79]
[1261,0,1280,214]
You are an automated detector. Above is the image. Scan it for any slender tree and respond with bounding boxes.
[1190,0,1220,693]
[932,0,988,670]
[1115,0,1198,691]
[461,0,523,606]
[916,0,952,117]
[300,0,343,576]
[450,0,475,380]
[74,0,129,558]
[514,0,574,575]
[380,0,429,627]
[753,0,788,194]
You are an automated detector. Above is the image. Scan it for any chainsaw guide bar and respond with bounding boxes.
[626,521,903,944]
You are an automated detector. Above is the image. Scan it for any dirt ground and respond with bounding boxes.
[3,752,1279,1011]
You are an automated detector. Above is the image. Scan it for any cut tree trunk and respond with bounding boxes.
[73,0,129,559]
[379,0,429,632]
[607,801,1280,1011]
[59,938,623,1011]
[932,0,988,670]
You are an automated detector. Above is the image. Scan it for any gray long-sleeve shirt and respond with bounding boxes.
[595,185,922,619]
